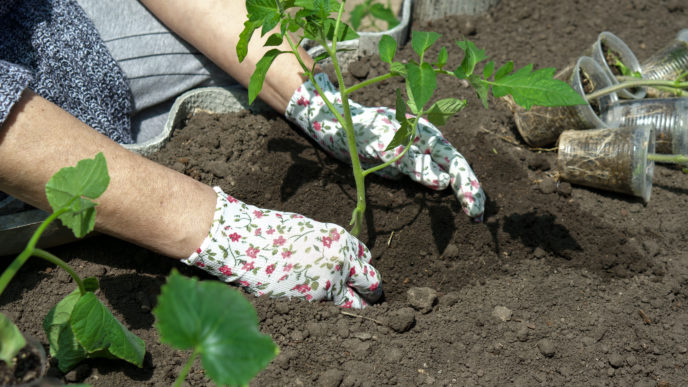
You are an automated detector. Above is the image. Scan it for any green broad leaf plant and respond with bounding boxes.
[153,269,279,387]
[0,153,145,373]
[349,0,399,32]
[0,153,278,386]
[239,0,587,236]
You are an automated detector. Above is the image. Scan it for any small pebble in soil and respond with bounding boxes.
[556,181,572,197]
[348,60,369,79]
[64,363,91,383]
[386,307,416,333]
[407,287,438,313]
[442,243,460,259]
[538,177,557,194]
[537,338,556,357]
[439,291,460,307]
[492,305,512,322]
[608,353,624,368]
[317,369,344,387]
[532,247,547,258]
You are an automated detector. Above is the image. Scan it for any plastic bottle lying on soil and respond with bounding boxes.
[601,98,688,155]
[557,126,655,202]
[641,29,688,98]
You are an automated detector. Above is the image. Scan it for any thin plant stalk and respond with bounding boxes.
[648,153,688,164]
[585,79,688,101]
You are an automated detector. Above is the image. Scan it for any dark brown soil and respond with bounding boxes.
[2,0,688,386]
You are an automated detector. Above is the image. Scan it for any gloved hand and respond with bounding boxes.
[285,73,485,220]
[184,187,382,308]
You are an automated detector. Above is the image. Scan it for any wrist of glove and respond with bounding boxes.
[285,73,485,219]
[184,187,382,308]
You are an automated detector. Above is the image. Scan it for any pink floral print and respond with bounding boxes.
[183,187,382,308]
[285,73,485,219]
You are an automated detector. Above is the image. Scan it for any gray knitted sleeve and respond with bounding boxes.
[0,60,33,125]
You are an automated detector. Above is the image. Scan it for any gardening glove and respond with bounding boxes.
[285,73,485,220]
[183,187,382,309]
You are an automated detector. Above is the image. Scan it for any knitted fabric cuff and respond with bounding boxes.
[0,60,34,126]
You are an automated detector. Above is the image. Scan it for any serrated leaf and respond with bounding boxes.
[378,34,397,64]
[384,120,412,151]
[491,64,587,110]
[455,39,487,78]
[435,46,448,69]
[469,74,490,109]
[237,20,259,62]
[264,32,284,46]
[249,49,282,104]
[45,152,109,238]
[394,88,407,123]
[494,61,514,80]
[153,270,278,386]
[369,3,400,29]
[70,292,145,368]
[0,314,26,364]
[349,4,366,30]
[322,18,359,42]
[412,31,441,58]
[426,98,467,126]
[407,62,436,112]
[483,60,495,79]
[246,0,281,34]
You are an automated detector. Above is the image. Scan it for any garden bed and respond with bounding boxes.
[2,0,688,385]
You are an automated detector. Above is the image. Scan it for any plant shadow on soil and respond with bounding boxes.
[2,0,688,386]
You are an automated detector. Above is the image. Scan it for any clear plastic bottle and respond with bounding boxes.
[641,29,688,98]
[600,98,688,155]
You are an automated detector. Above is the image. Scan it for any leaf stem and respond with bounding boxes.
[345,73,395,95]
[362,116,420,177]
[647,153,688,164]
[0,207,67,296]
[174,350,199,387]
[585,79,688,101]
[32,248,86,295]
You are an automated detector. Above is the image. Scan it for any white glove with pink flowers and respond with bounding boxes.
[184,187,382,308]
[285,73,485,219]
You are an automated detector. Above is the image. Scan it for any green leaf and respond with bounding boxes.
[384,120,412,151]
[246,0,281,34]
[295,0,340,19]
[349,3,366,30]
[491,64,587,110]
[43,288,88,372]
[426,98,467,126]
[249,49,282,104]
[378,34,397,64]
[454,39,487,78]
[390,61,406,76]
[469,74,490,108]
[412,31,441,58]
[70,292,145,368]
[153,270,278,386]
[322,18,359,42]
[406,62,437,112]
[494,61,514,81]
[45,152,109,238]
[237,20,259,62]
[264,32,284,46]
[0,313,26,364]
[394,88,407,123]
[369,3,400,29]
[483,60,495,79]
[435,46,448,69]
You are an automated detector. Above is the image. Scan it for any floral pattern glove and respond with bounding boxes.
[183,187,382,308]
[285,73,485,219]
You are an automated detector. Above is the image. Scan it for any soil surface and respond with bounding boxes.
[2,0,688,386]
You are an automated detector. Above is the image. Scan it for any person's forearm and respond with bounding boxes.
[140,0,314,114]
[0,90,216,259]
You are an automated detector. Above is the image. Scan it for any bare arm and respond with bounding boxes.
[0,90,216,259]
[139,0,314,114]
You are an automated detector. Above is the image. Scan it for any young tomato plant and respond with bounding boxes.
[0,153,145,373]
[238,0,586,235]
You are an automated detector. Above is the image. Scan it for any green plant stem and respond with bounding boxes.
[362,116,420,177]
[585,79,688,101]
[0,207,68,296]
[345,73,395,95]
[648,153,688,164]
[32,248,86,295]
[174,350,199,387]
